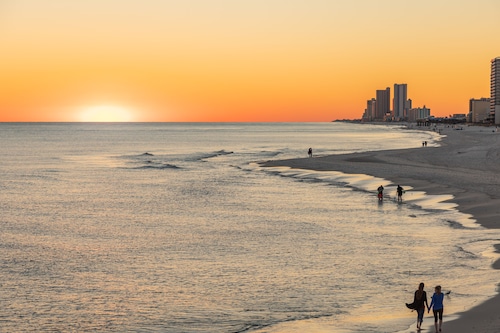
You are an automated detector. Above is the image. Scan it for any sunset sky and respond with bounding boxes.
[1,0,499,122]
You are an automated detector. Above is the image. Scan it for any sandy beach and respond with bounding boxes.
[262,124,500,333]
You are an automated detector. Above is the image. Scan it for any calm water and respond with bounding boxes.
[1,122,498,333]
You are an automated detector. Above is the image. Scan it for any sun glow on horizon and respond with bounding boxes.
[1,1,499,122]
[78,105,135,122]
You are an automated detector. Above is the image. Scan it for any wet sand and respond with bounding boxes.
[261,124,500,332]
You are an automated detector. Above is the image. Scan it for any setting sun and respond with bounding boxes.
[0,1,499,122]
[78,105,134,122]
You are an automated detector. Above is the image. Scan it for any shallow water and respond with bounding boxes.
[0,122,498,332]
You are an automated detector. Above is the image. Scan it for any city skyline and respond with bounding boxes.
[1,1,499,122]
[363,83,414,122]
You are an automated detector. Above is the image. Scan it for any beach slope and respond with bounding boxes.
[261,125,500,332]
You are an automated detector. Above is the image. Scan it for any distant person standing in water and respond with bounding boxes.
[377,185,384,201]
[308,148,313,158]
[428,285,444,333]
[413,282,429,331]
[397,185,404,202]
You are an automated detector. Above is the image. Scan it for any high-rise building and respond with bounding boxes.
[375,87,390,120]
[363,98,376,121]
[470,98,490,123]
[491,57,500,124]
[393,84,408,121]
[406,99,412,113]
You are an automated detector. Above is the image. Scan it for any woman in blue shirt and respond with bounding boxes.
[428,285,444,332]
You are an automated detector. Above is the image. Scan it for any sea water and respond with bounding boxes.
[0,122,498,333]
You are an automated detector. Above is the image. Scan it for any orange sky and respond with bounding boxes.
[1,0,499,122]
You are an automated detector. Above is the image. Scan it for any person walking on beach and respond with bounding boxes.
[397,185,404,202]
[377,185,384,201]
[428,285,444,332]
[413,282,429,331]
[308,147,313,158]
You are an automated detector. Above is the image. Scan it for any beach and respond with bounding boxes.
[262,124,500,332]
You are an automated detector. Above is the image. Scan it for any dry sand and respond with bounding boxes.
[261,124,500,333]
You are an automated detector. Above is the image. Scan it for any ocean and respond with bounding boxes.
[1,122,498,333]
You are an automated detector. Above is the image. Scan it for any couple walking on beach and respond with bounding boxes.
[407,283,445,332]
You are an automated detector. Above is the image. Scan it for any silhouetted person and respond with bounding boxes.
[377,185,384,201]
[397,185,404,202]
[413,282,428,331]
[428,285,444,333]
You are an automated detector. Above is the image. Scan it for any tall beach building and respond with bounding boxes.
[393,84,408,121]
[363,98,376,121]
[375,87,390,120]
[491,57,500,124]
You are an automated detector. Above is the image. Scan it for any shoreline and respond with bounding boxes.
[261,125,500,332]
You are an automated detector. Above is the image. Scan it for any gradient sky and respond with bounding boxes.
[1,0,499,122]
